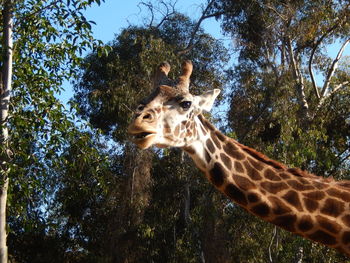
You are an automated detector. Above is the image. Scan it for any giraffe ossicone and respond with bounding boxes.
[128,61,350,257]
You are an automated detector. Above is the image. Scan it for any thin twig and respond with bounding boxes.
[331,80,350,95]
[177,0,224,55]
[268,226,277,263]
[264,3,288,21]
[139,0,177,29]
[121,103,134,114]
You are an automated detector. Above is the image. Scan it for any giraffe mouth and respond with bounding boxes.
[127,121,158,148]
[128,128,157,149]
[133,132,155,139]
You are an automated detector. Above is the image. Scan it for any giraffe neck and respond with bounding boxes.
[183,114,350,256]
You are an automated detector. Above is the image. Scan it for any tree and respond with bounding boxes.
[210,0,350,260]
[0,0,108,261]
[214,0,350,175]
[69,12,230,262]
[70,1,349,261]
[0,1,13,261]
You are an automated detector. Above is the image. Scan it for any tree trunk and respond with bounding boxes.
[0,1,13,262]
[0,180,8,263]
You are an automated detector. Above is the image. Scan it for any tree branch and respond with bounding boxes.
[155,0,177,28]
[18,0,61,19]
[264,3,288,21]
[287,37,309,113]
[139,0,177,29]
[177,0,224,55]
[308,47,320,99]
[332,80,350,95]
[321,38,350,98]
[139,2,155,28]
[305,3,349,100]
[308,20,346,99]
[316,80,350,112]
[287,37,300,80]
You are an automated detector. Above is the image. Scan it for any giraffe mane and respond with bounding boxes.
[233,140,336,183]
[239,144,286,170]
[336,181,350,189]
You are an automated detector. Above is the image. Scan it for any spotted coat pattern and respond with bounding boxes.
[182,114,350,256]
[128,61,350,257]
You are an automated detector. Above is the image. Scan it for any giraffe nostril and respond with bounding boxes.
[137,105,145,111]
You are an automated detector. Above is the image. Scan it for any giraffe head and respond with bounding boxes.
[128,61,220,149]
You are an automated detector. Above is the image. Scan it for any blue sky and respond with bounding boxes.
[84,0,142,43]
[83,1,349,58]
[59,0,224,104]
[59,1,349,105]
[84,0,224,43]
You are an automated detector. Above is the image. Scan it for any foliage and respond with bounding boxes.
[0,0,111,261]
[73,13,228,142]
[63,11,231,262]
[213,0,350,260]
[216,0,350,177]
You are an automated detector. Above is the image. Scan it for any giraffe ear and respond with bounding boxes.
[194,89,220,112]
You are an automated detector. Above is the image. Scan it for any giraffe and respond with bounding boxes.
[127,60,350,256]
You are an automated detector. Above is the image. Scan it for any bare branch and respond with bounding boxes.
[332,80,350,95]
[308,47,320,99]
[139,0,223,55]
[262,39,280,79]
[264,3,288,21]
[287,37,309,113]
[308,19,347,99]
[139,0,177,29]
[155,0,177,28]
[316,80,350,112]
[287,37,300,80]
[139,2,155,28]
[177,0,224,55]
[303,3,350,100]
[321,38,350,98]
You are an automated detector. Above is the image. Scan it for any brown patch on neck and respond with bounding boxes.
[183,146,195,155]
[198,114,216,131]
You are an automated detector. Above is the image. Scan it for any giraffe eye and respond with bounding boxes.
[180,101,192,110]
[137,105,145,111]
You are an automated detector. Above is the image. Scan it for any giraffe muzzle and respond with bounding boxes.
[127,124,157,149]
[134,132,153,139]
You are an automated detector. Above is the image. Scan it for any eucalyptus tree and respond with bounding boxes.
[0,0,108,261]
[0,1,14,261]
[208,0,350,260]
[70,12,231,262]
[214,0,350,176]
